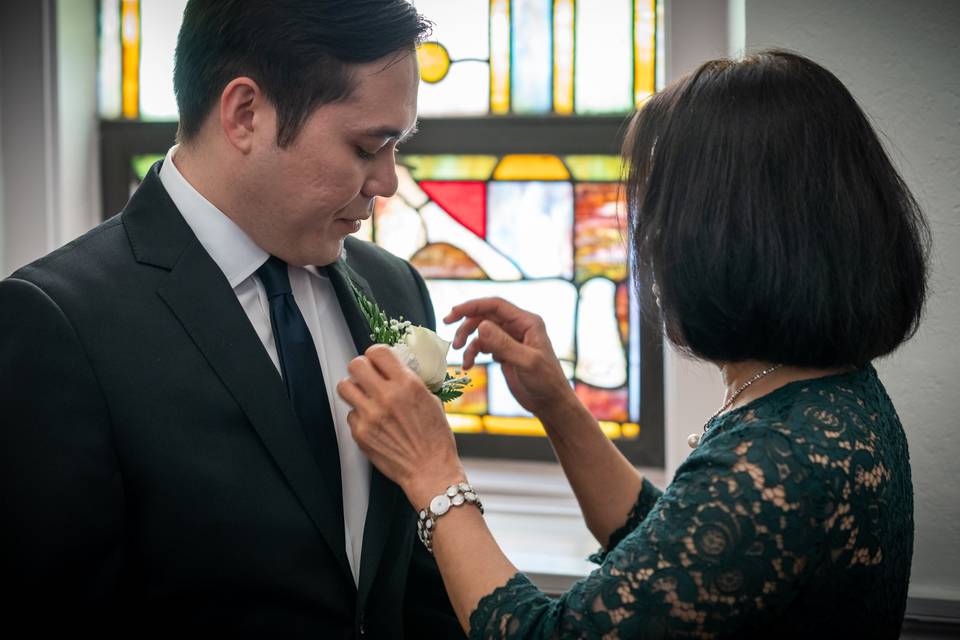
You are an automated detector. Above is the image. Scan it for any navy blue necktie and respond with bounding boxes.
[256,256,343,510]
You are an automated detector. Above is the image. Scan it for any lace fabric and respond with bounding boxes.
[469,366,913,639]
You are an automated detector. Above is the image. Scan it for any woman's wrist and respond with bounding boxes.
[536,389,593,436]
[404,464,468,509]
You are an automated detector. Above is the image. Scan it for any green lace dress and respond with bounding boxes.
[469,365,914,639]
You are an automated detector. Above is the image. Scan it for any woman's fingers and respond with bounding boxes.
[452,317,483,350]
[345,354,388,398]
[364,343,408,380]
[445,297,530,330]
[446,297,546,348]
[336,377,377,417]
[462,319,533,371]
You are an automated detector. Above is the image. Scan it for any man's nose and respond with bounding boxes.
[362,152,400,199]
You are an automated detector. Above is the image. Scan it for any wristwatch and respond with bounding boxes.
[416,482,484,553]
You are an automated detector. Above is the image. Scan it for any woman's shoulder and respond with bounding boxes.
[702,365,898,452]
[692,364,909,508]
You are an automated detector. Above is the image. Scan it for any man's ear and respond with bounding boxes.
[219,76,268,153]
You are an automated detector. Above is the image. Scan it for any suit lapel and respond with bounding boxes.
[125,165,355,587]
[326,258,404,603]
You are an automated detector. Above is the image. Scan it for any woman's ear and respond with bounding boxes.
[219,76,269,153]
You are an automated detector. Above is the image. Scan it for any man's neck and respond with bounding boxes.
[171,143,238,224]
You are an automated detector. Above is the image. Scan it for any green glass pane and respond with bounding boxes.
[401,155,499,180]
[564,155,624,181]
[132,154,165,181]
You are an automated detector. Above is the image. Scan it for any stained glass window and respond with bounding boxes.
[359,153,642,444]
[413,0,657,115]
[113,0,665,465]
[100,0,659,120]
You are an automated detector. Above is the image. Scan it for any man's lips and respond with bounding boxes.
[335,217,364,233]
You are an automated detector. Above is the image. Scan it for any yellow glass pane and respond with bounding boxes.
[493,154,571,181]
[490,0,511,114]
[553,0,575,114]
[121,0,141,119]
[448,414,484,433]
[417,42,451,84]
[634,0,657,106]
[483,416,546,437]
[621,422,641,438]
[598,421,622,439]
[482,416,626,440]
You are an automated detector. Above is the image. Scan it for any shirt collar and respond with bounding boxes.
[158,145,268,288]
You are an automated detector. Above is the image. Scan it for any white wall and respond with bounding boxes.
[0,38,5,275]
[743,0,960,603]
[56,0,101,246]
[0,0,57,276]
[0,0,99,277]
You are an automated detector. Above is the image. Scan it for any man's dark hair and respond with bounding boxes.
[624,50,930,368]
[173,0,431,147]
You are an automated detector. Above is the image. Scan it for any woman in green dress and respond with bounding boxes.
[338,50,929,638]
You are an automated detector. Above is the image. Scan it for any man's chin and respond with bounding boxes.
[309,239,345,267]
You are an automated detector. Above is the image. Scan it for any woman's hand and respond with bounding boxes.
[445,297,576,420]
[337,344,464,508]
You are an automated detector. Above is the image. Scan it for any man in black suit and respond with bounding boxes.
[0,1,464,636]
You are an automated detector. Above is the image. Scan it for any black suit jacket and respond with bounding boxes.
[0,165,464,638]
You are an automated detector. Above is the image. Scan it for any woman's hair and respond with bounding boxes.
[624,49,930,368]
[173,0,431,148]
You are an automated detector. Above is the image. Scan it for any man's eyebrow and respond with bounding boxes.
[360,122,419,144]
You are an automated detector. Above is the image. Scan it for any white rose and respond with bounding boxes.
[390,326,451,391]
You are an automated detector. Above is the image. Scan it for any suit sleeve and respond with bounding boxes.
[401,262,466,637]
[0,277,125,625]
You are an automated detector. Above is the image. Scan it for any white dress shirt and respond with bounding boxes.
[159,146,370,585]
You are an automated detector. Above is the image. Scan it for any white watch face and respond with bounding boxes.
[430,495,452,516]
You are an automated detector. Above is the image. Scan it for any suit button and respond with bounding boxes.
[358,611,366,636]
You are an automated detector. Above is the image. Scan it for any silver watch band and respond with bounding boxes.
[416,482,484,553]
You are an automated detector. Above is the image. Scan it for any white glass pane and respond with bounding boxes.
[417,60,489,117]
[98,0,121,118]
[139,0,187,120]
[413,0,489,59]
[374,195,426,260]
[395,165,429,209]
[575,0,632,113]
[488,363,532,417]
[486,362,574,418]
[488,181,574,278]
[512,0,552,114]
[420,203,522,281]
[425,279,577,365]
[576,277,626,388]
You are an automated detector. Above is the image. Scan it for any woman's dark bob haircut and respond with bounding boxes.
[625,50,930,368]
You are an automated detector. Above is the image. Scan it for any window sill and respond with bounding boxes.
[462,457,666,594]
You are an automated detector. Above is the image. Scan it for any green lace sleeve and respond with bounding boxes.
[587,477,662,565]
[468,424,834,638]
